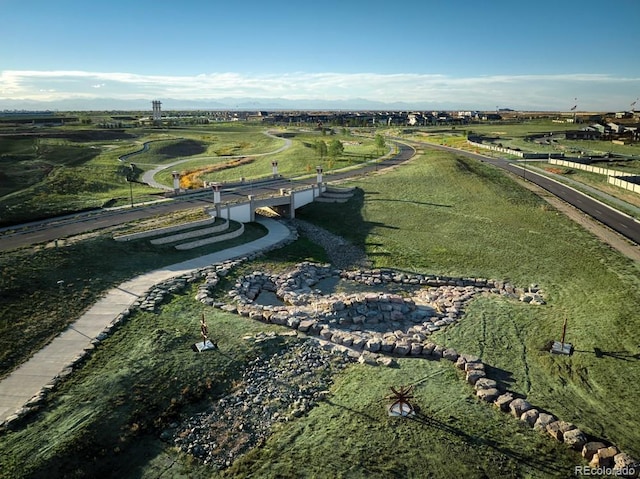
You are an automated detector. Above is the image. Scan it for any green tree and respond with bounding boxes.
[375,134,386,154]
[328,139,344,158]
[315,140,327,159]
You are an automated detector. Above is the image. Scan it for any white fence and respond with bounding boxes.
[549,159,640,194]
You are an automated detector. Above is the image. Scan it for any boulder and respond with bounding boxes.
[464,362,484,372]
[466,369,486,385]
[582,442,607,461]
[474,378,498,391]
[393,343,411,356]
[409,343,423,356]
[562,428,587,450]
[476,387,500,402]
[546,421,576,442]
[380,339,396,353]
[442,348,459,361]
[455,356,467,370]
[520,409,539,427]
[365,338,382,352]
[432,345,444,358]
[377,356,398,368]
[614,453,639,478]
[421,342,436,356]
[509,398,532,418]
[590,446,619,468]
[358,351,378,366]
[533,413,556,432]
[297,319,316,333]
[351,337,366,350]
[494,393,514,412]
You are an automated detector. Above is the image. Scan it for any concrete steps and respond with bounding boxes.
[316,186,356,203]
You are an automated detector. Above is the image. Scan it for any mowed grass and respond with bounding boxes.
[0,220,268,378]
[297,150,640,458]
[154,130,379,187]
[1,145,639,478]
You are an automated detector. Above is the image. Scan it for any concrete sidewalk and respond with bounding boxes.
[0,218,292,423]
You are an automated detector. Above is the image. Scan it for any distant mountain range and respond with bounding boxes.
[0,97,480,112]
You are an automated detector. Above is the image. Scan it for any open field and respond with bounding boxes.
[1,141,639,478]
[0,124,379,226]
[0,212,268,379]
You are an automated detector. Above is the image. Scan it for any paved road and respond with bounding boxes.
[416,142,640,246]
[0,142,415,252]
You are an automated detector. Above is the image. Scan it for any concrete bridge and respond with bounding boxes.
[214,182,328,223]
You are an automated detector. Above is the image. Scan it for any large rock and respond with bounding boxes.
[546,420,576,442]
[590,446,618,468]
[476,387,500,402]
[494,393,514,412]
[442,348,459,361]
[421,342,436,356]
[509,398,532,418]
[520,409,539,427]
[409,343,423,356]
[455,356,467,370]
[614,453,639,478]
[393,343,411,356]
[432,345,444,358]
[563,428,587,450]
[582,442,607,461]
[365,338,382,352]
[464,362,484,372]
[358,351,378,366]
[297,319,316,333]
[533,413,556,432]
[466,369,486,385]
[377,356,398,368]
[474,378,498,391]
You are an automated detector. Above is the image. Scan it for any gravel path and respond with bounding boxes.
[167,336,353,469]
[291,218,371,269]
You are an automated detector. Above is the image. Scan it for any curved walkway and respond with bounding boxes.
[141,131,292,189]
[0,217,291,423]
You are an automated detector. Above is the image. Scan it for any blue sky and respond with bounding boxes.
[1,0,639,111]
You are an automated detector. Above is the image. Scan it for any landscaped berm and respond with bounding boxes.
[1,141,639,479]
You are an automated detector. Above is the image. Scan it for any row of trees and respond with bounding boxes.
[312,134,386,160]
[312,138,344,159]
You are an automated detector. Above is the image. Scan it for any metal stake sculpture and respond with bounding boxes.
[551,317,572,355]
[387,385,415,417]
[194,313,217,352]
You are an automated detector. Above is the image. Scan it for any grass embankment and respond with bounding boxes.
[154,130,379,188]
[1,147,638,478]
[0,217,268,379]
[296,151,640,458]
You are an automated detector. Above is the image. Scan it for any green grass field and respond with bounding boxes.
[1,124,639,478]
[0,125,379,226]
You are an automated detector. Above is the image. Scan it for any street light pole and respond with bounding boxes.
[128,163,135,207]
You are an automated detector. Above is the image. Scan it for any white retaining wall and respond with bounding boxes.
[549,159,640,194]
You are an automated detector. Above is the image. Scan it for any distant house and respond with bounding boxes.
[565,127,602,140]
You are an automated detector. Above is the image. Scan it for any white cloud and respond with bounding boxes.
[0,70,637,110]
